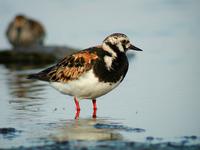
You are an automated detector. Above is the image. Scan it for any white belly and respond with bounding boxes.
[50,70,122,99]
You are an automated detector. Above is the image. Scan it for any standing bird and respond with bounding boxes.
[28,33,142,118]
[6,15,46,48]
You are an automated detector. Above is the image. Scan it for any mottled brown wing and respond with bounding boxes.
[29,19,45,37]
[47,51,99,82]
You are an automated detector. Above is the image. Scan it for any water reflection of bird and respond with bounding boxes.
[28,33,142,119]
[0,64,47,120]
[4,64,47,99]
[6,15,46,48]
[8,73,45,99]
[51,119,123,141]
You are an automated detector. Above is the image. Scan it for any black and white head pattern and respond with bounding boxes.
[102,33,132,53]
[101,33,131,71]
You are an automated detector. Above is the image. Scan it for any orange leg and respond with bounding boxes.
[92,99,97,118]
[75,110,80,120]
[74,97,80,119]
[74,97,80,111]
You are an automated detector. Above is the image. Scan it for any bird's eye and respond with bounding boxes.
[122,40,126,44]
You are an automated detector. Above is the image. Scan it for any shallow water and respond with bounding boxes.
[0,0,200,149]
[0,53,199,149]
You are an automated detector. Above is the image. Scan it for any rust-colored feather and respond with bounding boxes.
[47,51,99,82]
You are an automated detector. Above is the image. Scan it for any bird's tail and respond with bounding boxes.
[27,72,51,81]
[27,73,40,79]
[27,66,55,81]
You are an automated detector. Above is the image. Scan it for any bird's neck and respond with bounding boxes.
[93,44,128,83]
[100,42,128,72]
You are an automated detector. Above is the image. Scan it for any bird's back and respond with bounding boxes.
[27,47,100,82]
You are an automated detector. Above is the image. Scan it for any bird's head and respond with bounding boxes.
[102,33,142,53]
[13,15,28,32]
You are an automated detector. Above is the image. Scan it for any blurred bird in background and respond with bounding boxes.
[6,15,46,48]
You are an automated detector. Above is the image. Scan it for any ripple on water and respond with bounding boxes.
[94,123,146,133]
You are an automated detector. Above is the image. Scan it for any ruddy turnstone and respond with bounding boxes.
[6,14,45,48]
[28,33,142,118]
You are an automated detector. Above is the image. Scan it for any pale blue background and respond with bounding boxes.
[0,0,200,148]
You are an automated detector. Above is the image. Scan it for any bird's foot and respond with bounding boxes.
[92,109,97,118]
[75,110,80,119]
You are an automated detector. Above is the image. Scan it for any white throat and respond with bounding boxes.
[102,43,117,71]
